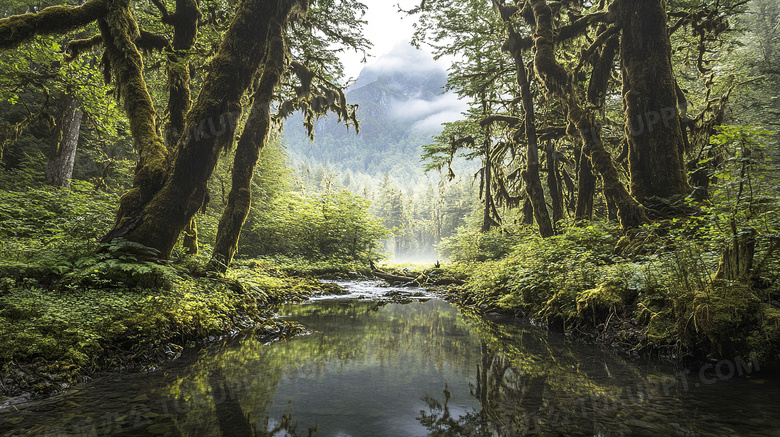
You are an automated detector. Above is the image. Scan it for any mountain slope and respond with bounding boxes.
[283,44,465,186]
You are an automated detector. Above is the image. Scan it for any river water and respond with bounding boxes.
[1,281,779,436]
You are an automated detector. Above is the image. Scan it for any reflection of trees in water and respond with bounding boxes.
[152,299,481,435]
[418,310,691,437]
[208,368,316,437]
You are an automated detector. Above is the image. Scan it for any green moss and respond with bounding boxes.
[0,259,313,397]
[445,221,779,363]
[576,280,633,324]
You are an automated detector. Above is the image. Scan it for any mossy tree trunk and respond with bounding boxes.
[0,0,109,50]
[161,0,200,255]
[569,106,648,229]
[480,129,501,233]
[524,0,648,230]
[546,140,564,228]
[493,0,554,237]
[574,140,596,221]
[97,0,170,241]
[101,0,308,258]
[503,29,554,238]
[715,228,756,281]
[617,0,689,202]
[211,19,287,271]
[45,96,82,188]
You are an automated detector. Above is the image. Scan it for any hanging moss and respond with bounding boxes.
[64,34,103,61]
[587,33,619,106]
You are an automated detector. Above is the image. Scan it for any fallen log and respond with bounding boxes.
[373,270,416,283]
[372,269,465,286]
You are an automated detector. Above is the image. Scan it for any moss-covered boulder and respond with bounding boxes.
[576,280,637,325]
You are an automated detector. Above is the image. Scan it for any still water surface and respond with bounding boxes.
[1,281,779,436]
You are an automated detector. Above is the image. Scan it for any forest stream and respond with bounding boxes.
[1,281,779,437]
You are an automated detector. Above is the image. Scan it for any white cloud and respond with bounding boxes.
[390,92,465,121]
[412,109,466,132]
[366,42,440,75]
[339,0,422,79]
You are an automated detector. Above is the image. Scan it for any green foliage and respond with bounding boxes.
[0,181,117,262]
[0,258,315,395]
[437,225,524,262]
[246,190,388,262]
[706,125,778,235]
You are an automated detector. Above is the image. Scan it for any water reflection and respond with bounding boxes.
[1,290,779,437]
[417,310,780,437]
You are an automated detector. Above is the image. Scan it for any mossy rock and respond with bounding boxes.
[744,304,780,364]
[576,280,636,324]
[318,282,347,296]
[690,283,764,357]
[692,283,758,334]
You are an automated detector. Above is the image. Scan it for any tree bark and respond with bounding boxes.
[211,18,287,271]
[574,140,596,221]
[45,96,82,188]
[618,0,689,202]
[546,140,564,228]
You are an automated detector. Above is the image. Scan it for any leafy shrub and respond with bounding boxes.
[243,190,389,262]
[0,181,117,262]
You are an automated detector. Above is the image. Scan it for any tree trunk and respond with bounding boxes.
[546,140,564,229]
[570,107,648,229]
[45,96,82,188]
[618,0,689,202]
[525,0,648,230]
[522,198,534,225]
[481,138,497,232]
[182,219,198,254]
[166,0,200,255]
[211,18,287,271]
[164,0,199,148]
[503,31,553,238]
[101,0,308,258]
[492,0,553,238]
[715,228,756,281]
[574,140,596,221]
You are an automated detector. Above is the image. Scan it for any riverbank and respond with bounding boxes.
[0,257,358,400]
[432,223,780,368]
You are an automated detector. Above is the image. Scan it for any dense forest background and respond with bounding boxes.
[1,0,777,266]
[1,0,780,391]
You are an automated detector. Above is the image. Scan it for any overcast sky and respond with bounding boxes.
[339,0,437,81]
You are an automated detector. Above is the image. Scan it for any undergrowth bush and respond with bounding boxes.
[0,181,116,262]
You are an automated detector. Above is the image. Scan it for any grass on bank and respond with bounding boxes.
[0,254,336,396]
[437,221,780,365]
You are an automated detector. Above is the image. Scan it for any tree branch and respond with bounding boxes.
[65,34,103,61]
[480,115,522,128]
[0,0,109,50]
